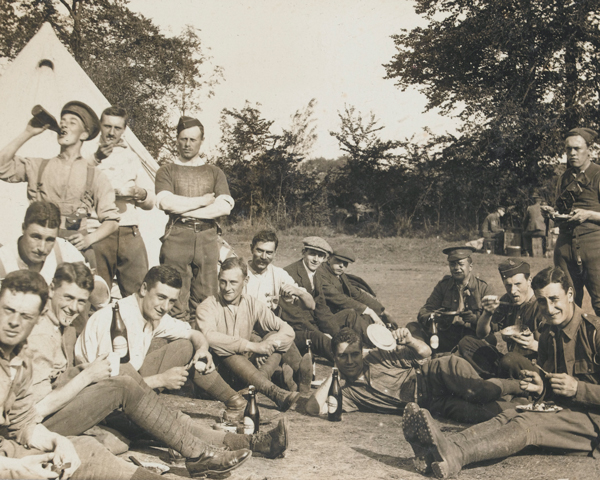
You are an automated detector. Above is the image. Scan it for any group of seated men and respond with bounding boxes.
[1,101,600,479]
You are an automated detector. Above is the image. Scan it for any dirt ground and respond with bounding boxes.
[122,234,600,480]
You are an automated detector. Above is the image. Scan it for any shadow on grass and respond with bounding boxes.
[352,446,416,474]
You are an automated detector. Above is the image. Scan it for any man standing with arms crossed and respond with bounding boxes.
[155,116,234,322]
[88,106,155,297]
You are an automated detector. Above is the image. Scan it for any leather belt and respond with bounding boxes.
[172,218,215,233]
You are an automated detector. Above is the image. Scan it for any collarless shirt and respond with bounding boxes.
[245,263,306,310]
[75,294,191,370]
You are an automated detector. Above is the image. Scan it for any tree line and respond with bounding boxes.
[2,0,599,238]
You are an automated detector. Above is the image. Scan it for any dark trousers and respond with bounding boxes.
[93,226,149,297]
[423,355,515,424]
[294,329,334,362]
[317,308,376,348]
[458,335,536,379]
[555,230,600,315]
[407,321,481,354]
[523,230,546,256]
[160,225,219,322]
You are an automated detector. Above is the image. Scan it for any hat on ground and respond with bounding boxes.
[61,101,100,141]
[442,246,475,262]
[498,258,530,279]
[332,247,356,263]
[303,236,332,255]
[566,128,598,145]
[177,116,204,135]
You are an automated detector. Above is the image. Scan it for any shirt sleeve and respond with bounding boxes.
[196,297,250,356]
[131,153,156,210]
[154,315,191,341]
[0,155,31,183]
[154,165,173,196]
[253,300,295,352]
[74,305,113,364]
[212,166,231,197]
[92,169,120,223]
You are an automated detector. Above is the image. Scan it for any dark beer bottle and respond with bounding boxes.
[243,385,260,434]
[306,339,316,381]
[327,368,342,422]
[110,302,130,364]
[31,105,61,133]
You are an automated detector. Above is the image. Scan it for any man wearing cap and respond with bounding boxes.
[481,207,505,252]
[0,102,119,273]
[415,246,493,354]
[522,193,547,256]
[279,236,341,361]
[551,127,600,315]
[155,116,234,321]
[458,258,545,378]
[316,246,392,348]
[85,105,155,297]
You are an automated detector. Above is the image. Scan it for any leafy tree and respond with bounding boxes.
[215,100,324,227]
[384,0,600,227]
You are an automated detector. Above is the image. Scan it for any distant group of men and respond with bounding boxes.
[1,101,600,479]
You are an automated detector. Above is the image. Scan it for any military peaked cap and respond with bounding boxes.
[498,258,530,278]
[442,246,475,262]
[61,101,100,141]
[566,128,598,145]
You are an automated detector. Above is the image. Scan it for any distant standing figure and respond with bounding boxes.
[481,207,505,253]
[522,193,547,256]
[155,116,234,322]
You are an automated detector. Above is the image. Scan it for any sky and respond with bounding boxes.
[127,0,460,159]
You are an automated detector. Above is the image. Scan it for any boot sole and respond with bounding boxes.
[402,403,433,474]
[279,392,300,412]
[413,409,460,479]
[189,452,252,479]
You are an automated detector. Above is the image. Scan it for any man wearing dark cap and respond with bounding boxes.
[550,127,600,315]
[415,246,493,353]
[280,236,340,362]
[155,116,234,321]
[0,102,119,268]
[458,258,545,379]
[315,246,394,348]
[522,193,547,256]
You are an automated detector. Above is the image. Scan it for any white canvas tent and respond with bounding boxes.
[0,22,167,264]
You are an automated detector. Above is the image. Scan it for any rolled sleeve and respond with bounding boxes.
[253,300,295,352]
[92,170,120,223]
[154,316,191,341]
[74,307,113,364]
[0,155,30,183]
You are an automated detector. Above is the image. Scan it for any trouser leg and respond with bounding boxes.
[138,338,193,377]
[42,375,147,436]
[160,226,194,321]
[457,335,502,379]
[316,308,357,337]
[116,226,149,297]
[555,233,585,308]
[343,311,376,348]
[425,355,508,423]
[281,342,302,372]
[497,351,536,379]
[90,230,118,290]
[294,329,334,362]
[189,228,219,323]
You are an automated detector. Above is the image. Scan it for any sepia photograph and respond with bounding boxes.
[0,1,599,479]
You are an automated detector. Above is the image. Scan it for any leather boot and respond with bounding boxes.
[185,448,252,478]
[411,406,528,479]
[223,417,289,459]
[402,402,432,474]
[223,393,247,422]
[297,353,313,394]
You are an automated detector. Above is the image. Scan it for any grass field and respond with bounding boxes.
[123,234,600,480]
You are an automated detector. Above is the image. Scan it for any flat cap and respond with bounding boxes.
[177,116,204,135]
[332,246,356,263]
[303,236,332,255]
[498,258,530,278]
[442,246,475,262]
[566,128,598,145]
[61,101,100,141]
